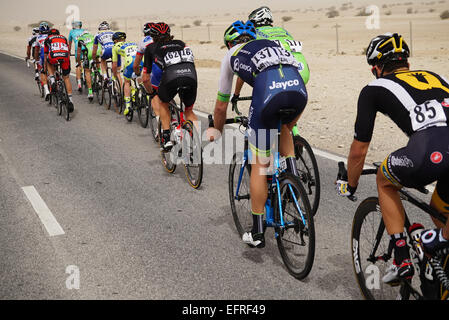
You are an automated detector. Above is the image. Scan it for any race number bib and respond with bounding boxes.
[51,42,68,52]
[125,46,137,56]
[164,48,194,67]
[251,46,298,72]
[410,99,448,131]
[285,39,302,53]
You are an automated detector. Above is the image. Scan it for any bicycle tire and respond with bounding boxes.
[138,92,150,128]
[159,117,177,173]
[274,172,315,280]
[98,76,105,106]
[351,197,411,300]
[148,100,159,142]
[182,120,203,189]
[229,150,252,238]
[59,79,70,121]
[37,79,43,98]
[294,135,321,216]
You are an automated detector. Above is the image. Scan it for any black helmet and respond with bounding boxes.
[366,33,410,66]
[248,6,273,27]
[112,31,126,42]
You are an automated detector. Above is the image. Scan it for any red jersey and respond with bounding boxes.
[44,35,70,59]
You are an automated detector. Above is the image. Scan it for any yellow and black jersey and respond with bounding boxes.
[355,70,449,142]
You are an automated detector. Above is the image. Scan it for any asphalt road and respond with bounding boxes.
[0,52,434,301]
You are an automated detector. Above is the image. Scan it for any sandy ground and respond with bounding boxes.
[2,1,449,163]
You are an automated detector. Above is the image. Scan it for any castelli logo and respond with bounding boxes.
[442,100,449,108]
[430,151,443,164]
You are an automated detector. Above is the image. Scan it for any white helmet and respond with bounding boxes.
[248,6,273,27]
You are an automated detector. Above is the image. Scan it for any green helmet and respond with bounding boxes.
[223,20,256,49]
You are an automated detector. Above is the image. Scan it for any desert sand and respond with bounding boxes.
[1,0,449,163]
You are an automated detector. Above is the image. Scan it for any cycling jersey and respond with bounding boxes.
[77,32,101,67]
[112,41,142,80]
[143,39,197,107]
[255,26,310,85]
[68,28,85,54]
[137,35,162,87]
[217,39,307,155]
[94,31,114,60]
[28,35,37,47]
[34,34,48,67]
[355,70,449,143]
[44,34,71,76]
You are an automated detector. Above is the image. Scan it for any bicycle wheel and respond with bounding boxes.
[294,135,320,216]
[351,197,411,300]
[159,117,177,174]
[182,120,203,189]
[98,76,105,106]
[37,79,43,97]
[59,80,70,121]
[229,150,252,238]
[274,172,315,279]
[138,92,150,128]
[148,99,159,142]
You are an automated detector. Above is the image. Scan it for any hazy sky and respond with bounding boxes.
[2,0,376,24]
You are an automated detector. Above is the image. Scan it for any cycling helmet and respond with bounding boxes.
[32,27,40,35]
[112,31,126,42]
[248,6,273,27]
[98,21,110,31]
[49,28,60,36]
[143,22,154,36]
[223,20,256,49]
[366,33,410,66]
[149,22,170,38]
[39,22,50,34]
[72,21,82,29]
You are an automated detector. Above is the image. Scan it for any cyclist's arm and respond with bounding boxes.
[347,139,369,189]
[92,38,99,61]
[133,54,143,76]
[233,77,244,97]
[26,45,31,60]
[214,52,234,133]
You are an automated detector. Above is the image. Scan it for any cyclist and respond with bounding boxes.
[111,31,142,116]
[336,33,449,284]
[77,30,100,101]
[26,27,40,80]
[142,22,198,151]
[34,22,50,100]
[68,21,85,92]
[92,21,115,83]
[44,28,74,112]
[207,21,308,248]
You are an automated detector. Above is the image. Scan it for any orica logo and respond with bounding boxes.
[233,58,252,73]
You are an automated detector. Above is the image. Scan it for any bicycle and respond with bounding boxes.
[222,97,315,280]
[48,60,71,121]
[158,87,203,189]
[337,161,449,300]
[123,77,151,128]
[230,96,321,217]
[91,62,104,105]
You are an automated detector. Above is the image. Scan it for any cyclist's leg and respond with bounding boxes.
[178,75,198,127]
[156,76,177,150]
[40,50,49,97]
[123,57,134,115]
[75,47,82,91]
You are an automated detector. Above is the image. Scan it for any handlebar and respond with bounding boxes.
[232,96,252,116]
[208,114,249,128]
[337,161,429,202]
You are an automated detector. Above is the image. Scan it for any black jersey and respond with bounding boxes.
[143,39,194,74]
[355,70,449,142]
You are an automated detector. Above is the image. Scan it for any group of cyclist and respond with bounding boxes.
[25,6,449,289]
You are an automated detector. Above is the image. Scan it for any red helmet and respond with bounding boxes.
[149,22,170,38]
[49,28,60,35]
[143,22,155,36]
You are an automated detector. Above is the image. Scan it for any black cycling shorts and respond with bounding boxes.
[380,126,449,203]
[157,63,197,109]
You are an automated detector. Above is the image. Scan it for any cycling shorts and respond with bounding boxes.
[48,56,71,76]
[157,63,197,109]
[380,126,449,203]
[101,46,113,60]
[247,65,307,157]
[122,56,143,80]
[151,64,162,89]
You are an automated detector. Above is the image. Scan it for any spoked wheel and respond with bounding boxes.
[181,120,203,189]
[37,79,44,98]
[294,135,320,216]
[158,118,177,174]
[275,172,315,280]
[351,197,412,300]
[98,76,105,106]
[58,81,70,121]
[138,93,150,128]
[229,149,252,238]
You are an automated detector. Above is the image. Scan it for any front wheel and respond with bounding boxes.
[182,120,203,189]
[138,93,150,128]
[275,172,315,280]
[351,197,411,300]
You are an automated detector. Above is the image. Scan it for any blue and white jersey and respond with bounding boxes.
[94,31,114,49]
[137,35,153,55]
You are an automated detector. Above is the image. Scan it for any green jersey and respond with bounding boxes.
[255,26,310,84]
[77,32,100,61]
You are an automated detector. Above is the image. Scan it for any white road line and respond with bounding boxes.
[22,186,65,237]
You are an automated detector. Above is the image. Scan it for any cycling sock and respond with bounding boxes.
[391,232,410,264]
[88,88,93,95]
[286,156,299,176]
[68,94,73,103]
[162,130,171,143]
[125,97,131,108]
[251,212,264,235]
[77,79,82,86]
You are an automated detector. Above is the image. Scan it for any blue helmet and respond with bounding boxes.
[39,22,50,34]
[72,21,82,29]
[223,20,256,49]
